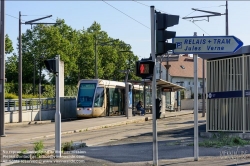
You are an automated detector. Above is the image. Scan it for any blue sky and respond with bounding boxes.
[5,1,250,59]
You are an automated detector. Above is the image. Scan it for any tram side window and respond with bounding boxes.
[94,87,104,107]
[77,83,96,107]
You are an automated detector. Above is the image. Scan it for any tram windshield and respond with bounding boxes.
[77,83,96,107]
[94,87,104,107]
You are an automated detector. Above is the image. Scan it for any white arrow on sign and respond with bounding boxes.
[172,36,243,54]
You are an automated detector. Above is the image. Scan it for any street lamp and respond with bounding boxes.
[18,12,56,122]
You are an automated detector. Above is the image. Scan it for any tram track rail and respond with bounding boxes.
[2,114,203,151]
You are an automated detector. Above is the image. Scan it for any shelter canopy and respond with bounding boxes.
[129,79,185,91]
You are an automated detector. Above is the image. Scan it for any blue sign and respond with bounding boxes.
[208,90,250,99]
[245,90,250,97]
[128,91,132,108]
[207,91,242,99]
[172,36,243,54]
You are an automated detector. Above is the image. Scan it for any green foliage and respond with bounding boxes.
[22,94,38,99]
[61,140,74,152]
[5,83,18,93]
[41,85,56,98]
[5,83,77,98]
[5,93,18,99]
[6,19,139,85]
[33,140,44,158]
[5,34,14,54]
[65,85,78,96]
[199,133,250,148]
[5,53,19,83]
[18,149,28,156]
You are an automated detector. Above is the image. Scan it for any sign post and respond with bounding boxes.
[193,32,199,161]
[173,34,243,161]
[173,36,243,54]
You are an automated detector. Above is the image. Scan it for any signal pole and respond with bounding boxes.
[55,55,61,158]
[150,6,158,166]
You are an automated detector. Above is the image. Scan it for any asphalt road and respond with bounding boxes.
[4,114,250,166]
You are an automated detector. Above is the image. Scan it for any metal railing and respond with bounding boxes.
[4,98,56,112]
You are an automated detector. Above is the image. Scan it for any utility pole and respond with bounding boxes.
[226,1,228,35]
[0,0,5,138]
[18,11,22,123]
[183,2,229,117]
[94,35,97,79]
[182,1,229,35]
[118,49,132,118]
[18,12,56,122]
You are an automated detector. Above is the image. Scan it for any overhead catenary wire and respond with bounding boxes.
[6,14,26,22]
[182,4,225,36]
[191,21,210,36]
[49,17,57,21]
[102,0,150,29]
[132,0,170,14]
[195,5,225,9]
[132,0,214,35]
[6,13,57,23]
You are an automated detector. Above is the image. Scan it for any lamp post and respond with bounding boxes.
[18,12,56,122]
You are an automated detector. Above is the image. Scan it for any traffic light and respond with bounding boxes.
[156,12,179,55]
[136,60,154,79]
[156,98,162,119]
[44,58,58,74]
[38,85,46,94]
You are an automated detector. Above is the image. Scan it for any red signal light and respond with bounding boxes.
[139,63,149,74]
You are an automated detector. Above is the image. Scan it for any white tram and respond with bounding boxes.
[76,79,135,118]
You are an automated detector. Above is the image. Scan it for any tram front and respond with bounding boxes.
[76,79,105,118]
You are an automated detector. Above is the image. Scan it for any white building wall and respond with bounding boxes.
[171,77,206,98]
[156,62,167,80]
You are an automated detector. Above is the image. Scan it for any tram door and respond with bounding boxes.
[108,88,124,116]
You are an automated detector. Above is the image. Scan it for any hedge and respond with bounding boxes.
[5,83,77,99]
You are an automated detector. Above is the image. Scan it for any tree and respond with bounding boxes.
[5,34,14,54]
[18,19,140,85]
[5,34,16,83]
[5,53,18,83]
[21,19,81,84]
